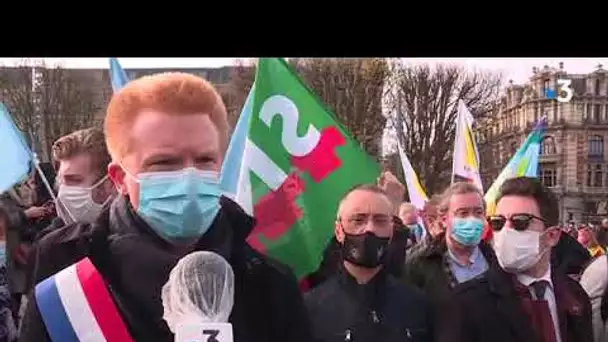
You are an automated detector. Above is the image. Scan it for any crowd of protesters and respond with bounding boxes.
[0,71,607,342]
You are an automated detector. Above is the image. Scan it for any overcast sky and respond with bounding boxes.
[0,57,606,85]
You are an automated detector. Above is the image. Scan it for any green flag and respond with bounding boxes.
[235,58,380,278]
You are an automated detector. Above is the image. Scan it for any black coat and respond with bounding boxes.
[19,196,312,342]
[305,266,434,342]
[454,265,594,342]
[551,232,591,277]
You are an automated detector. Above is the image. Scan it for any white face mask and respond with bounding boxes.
[493,227,548,273]
[57,175,113,224]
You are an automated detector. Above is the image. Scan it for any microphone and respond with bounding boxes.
[162,251,235,342]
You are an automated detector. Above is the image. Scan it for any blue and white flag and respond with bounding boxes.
[219,85,255,198]
[0,103,32,193]
[109,58,130,93]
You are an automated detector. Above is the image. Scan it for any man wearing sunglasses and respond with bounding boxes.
[305,184,433,342]
[456,177,593,342]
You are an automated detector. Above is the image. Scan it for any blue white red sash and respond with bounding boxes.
[35,257,133,342]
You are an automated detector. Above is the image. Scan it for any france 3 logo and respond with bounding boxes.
[545,79,574,103]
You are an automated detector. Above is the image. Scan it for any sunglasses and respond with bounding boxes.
[487,213,546,232]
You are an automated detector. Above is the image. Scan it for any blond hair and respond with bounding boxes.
[399,202,416,215]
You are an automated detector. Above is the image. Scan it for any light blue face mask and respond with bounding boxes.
[407,224,423,240]
[450,217,485,246]
[0,241,6,265]
[130,167,222,244]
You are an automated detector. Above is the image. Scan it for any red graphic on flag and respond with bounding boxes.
[247,172,306,252]
[291,126,346,183]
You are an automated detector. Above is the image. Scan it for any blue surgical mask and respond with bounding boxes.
[407,224,423,240]
[129,167,222,244]
[0,241,6,265]
[450,217,485,246]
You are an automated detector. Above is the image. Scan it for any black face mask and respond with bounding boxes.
[341,231,390,268]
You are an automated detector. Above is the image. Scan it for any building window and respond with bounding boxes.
[594,104,602,123]
[587,164,604,187]
[596,79,601,96]
[587,103,593,121]
[540,136,557,155]
[589,135,604,158]
[540,163,557,187]
[543,79,550,97]
[585,201,599,216]
[596,164,604,187]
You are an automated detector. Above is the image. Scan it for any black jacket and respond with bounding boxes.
[454,265,593,342]
[305,266,434,342]
[551,232,592,277]
[19,196,312,342]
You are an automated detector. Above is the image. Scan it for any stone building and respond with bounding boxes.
[477,62,608,224]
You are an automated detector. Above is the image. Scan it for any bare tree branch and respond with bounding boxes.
[223,59,255,129]
[0,61,37,146]
[385,61,502,194]
[0,61,103,161]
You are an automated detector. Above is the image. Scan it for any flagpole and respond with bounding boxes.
[31,153,56,203]
[29,65,59,207]
[32,152,76,223]
[451,101,461,185]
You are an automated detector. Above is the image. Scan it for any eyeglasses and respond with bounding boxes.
[487,213,546,232]
[339,213,393,230]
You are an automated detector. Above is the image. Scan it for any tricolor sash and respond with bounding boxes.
[35,257,133,342]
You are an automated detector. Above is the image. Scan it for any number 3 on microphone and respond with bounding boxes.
[202,329,220,342]
[176,322,233,342]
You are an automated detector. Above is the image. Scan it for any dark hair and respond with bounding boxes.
[496,177,559,227]
[52,127,111,178]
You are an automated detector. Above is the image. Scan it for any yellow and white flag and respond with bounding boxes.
[451,100,483,191]
[397,140,429,210]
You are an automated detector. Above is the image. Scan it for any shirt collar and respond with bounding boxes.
[516,264,553,288]
[447,245,480,266]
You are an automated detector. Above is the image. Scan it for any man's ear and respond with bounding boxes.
[335,221,345,243]
[108,162,128,196]
[546,226,562,247]
[440,214,449,228]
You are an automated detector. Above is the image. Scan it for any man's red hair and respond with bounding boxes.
[104,72,229,161]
